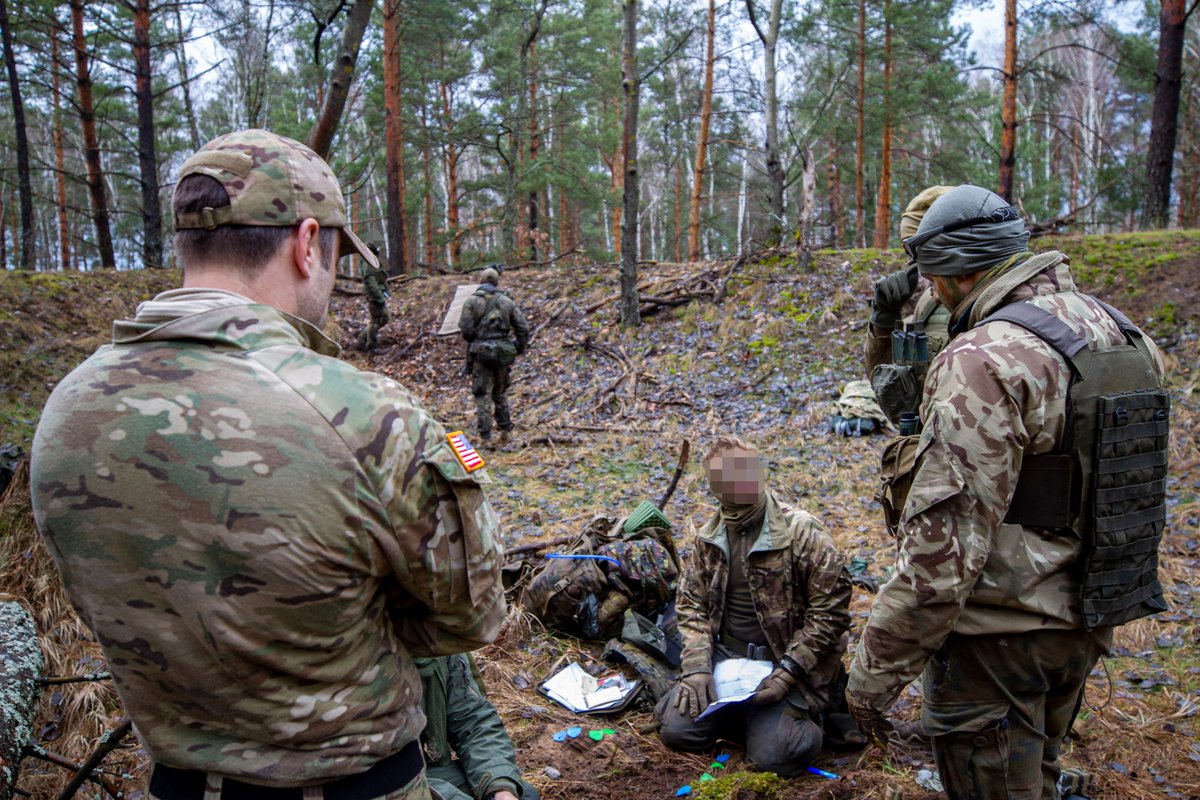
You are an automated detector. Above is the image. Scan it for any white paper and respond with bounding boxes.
[696,658,773,719]
[540,662,638,713]
[437,284,481,336]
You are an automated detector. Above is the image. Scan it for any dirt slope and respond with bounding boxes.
[2,232,1198,799]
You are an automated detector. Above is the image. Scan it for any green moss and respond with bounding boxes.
[690,771,786,800]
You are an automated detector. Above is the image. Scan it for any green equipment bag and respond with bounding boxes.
[983,300,1169,630]
[520,514,680,640]
[469,338,518,367]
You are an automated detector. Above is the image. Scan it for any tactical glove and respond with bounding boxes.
[748,667,796,706]
[674,671,716,718]
[846,694,895,749]
[870,264,919,331]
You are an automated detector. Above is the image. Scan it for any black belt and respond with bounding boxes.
[149,740,423,800]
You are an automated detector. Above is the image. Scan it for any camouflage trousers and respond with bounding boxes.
[921,629,1109,800]
[471,361,512,438]
[427,763,540,800]
[655,682,822,777]
[359,302,391,350]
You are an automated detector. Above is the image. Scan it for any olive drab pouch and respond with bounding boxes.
[469,338,518,367]
[876,433,922,538]
[871,363,920,425]
[982,300,1169,630]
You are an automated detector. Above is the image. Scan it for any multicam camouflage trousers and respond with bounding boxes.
[655,682,822,777]
[921,629,1109,800]
[471,361,512,438]
[358,301,390,350]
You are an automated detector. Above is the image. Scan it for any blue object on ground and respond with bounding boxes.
[807,766,838,780]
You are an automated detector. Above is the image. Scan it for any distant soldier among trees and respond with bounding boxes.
[459,266,529,447]
[358,239,391,351]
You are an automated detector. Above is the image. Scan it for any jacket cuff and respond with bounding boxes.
[480,776,521,799]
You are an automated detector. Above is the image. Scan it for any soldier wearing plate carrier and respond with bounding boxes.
[848,185,1169,800]
[459,266,529,446]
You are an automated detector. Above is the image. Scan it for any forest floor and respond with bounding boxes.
[1,231,1198,800]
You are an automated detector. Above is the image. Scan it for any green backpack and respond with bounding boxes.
[520,515,680,640]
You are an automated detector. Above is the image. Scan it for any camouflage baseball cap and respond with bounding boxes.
[173,129,379,269]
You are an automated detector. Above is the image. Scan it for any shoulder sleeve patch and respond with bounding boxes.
[447,431,486,472]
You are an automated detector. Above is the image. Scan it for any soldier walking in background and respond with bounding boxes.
[656,436,860,775]
[358,239,391,351]
[29,129,506,800]
[459,265,529,446]
[848,185,1167,799]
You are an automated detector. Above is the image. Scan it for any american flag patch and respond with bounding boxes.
[447,431,485,472]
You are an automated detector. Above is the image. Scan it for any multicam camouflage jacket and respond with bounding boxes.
[848,252,1165,713]
[416,655,523,800]
[30,289,506,784]
[677,492,852,712]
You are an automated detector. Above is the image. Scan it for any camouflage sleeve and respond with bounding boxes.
[459,297,479,342]
[511,302,530,354]
[371,402,506,655]
[848,339,1036,712]
[676,528,715,676]
[783,516,851,674]
[864,322,893,378]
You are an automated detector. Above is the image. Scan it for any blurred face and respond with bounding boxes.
[705,448,765,505]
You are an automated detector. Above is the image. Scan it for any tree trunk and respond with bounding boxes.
[855,0,866,247]
[173,4,201,150]
[687,0,715,262]
[619,0,640,328]
[872,0,893,249]
[1,193,6,270]
[383,0,407,275]
[133,0,163,268]
[828,138,842,246]
[0,0,35,270]
[528,41,540,262]
[421,101,435,265]
[998,0,1018,203]
[51,29,70,271]
[0,598,44,800]
[440,78,461,267]
[747,0,784,247]
[1145,0,1188,228]
[798,146,815,256]
[673,159,682,262]
[306,0,374,158]
[71,0,115,269]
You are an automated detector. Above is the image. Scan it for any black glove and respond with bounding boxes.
[870,264,919,330]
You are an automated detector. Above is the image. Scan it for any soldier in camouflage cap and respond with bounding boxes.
[847,185,1165,798]
[30,129,505,800]
[656,437,858,775]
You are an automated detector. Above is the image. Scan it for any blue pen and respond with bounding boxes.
[544,553,621,567]
[807,766,838,780]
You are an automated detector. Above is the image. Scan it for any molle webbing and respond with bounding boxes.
[982,299,1169,630]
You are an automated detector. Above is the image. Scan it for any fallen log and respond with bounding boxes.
[0,597,43,800]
